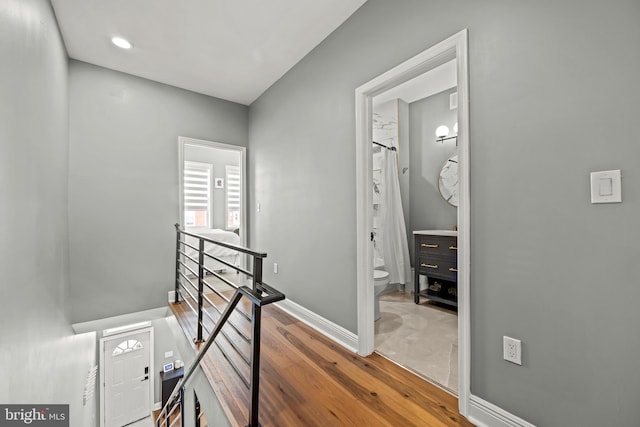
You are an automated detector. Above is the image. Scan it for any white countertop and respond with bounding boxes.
[413,229,458,236]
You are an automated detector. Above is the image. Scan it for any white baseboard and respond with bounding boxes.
[275,299,358,353]
[467,394,536,427]
[274,301,534,427]
[168,290,181,303]
[153,401,162,411]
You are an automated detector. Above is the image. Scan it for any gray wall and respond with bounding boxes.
[248,1,640,426]
[68,61,249,323]
[0,1,96,425]
[408,89,458,260]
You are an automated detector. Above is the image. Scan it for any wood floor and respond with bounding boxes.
[169,298,474,427]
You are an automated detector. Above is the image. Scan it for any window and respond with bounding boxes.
[112,339,143,356]
[225,165,241,230]
[184,161,212,227]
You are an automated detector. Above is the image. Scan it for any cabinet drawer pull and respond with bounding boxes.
[421,263,438,269]
[449,267,458,272]
[449,245,458,250]
[421,243,439,248]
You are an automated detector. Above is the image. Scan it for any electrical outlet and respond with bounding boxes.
[503,336,522,365]
[273,263,278,274]
[164,350,174,359]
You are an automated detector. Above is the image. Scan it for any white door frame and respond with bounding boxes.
[354,29,470,414]
[99,326,155,427]
[178,136,248,249]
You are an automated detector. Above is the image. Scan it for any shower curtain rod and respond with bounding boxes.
[372,141,396,151]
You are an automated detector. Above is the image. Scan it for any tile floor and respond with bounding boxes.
[375,291,458,394]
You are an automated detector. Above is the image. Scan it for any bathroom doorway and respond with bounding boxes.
[372,75,460,393]
[355,30,470,411]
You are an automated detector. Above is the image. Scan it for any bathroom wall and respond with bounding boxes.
[408,89,458,261]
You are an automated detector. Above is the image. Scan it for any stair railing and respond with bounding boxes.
[157,224,285,427]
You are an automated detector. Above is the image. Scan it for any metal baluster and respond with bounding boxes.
[174,224,181,304]
[195,394,201,427]
[248,303,262,427]
[196,239,205,343]
[179,387,185,427]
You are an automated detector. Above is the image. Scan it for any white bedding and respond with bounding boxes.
[181,227,240,274]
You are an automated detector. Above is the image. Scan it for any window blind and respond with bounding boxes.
[225,165,241,229]
[184,161,211,212]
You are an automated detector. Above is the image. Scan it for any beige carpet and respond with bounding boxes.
[375,291,458,394]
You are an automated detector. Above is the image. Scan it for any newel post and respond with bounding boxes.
[252,256,263,291]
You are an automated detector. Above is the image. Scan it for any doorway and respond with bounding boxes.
[372,77,459,393]
[100,327,154,427]
[355,29,470,413]
[178,137,247,249]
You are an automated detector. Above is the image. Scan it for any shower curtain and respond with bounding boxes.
[380,149,411,284]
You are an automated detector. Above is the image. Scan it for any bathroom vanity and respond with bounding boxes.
[413,230,458,308]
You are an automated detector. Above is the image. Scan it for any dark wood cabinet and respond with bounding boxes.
[160,367,184,409]
[413,231,458,307]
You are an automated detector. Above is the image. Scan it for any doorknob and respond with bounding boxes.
[141,375,149,382]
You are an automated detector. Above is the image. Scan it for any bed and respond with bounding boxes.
[180,227,241,276]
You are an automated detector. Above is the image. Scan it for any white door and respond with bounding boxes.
[103,329,152,427]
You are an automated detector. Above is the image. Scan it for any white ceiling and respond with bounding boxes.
[51,0,367,105]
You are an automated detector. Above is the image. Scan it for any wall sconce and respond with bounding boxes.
[435,122,458,144]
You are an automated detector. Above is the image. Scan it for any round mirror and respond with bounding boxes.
[438,153,459,207]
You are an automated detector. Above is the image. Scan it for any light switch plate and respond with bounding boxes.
[590,170,622,204]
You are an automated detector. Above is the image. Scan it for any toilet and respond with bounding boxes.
[374,269,390,321]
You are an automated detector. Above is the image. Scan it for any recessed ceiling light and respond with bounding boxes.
[111,37,132,49]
